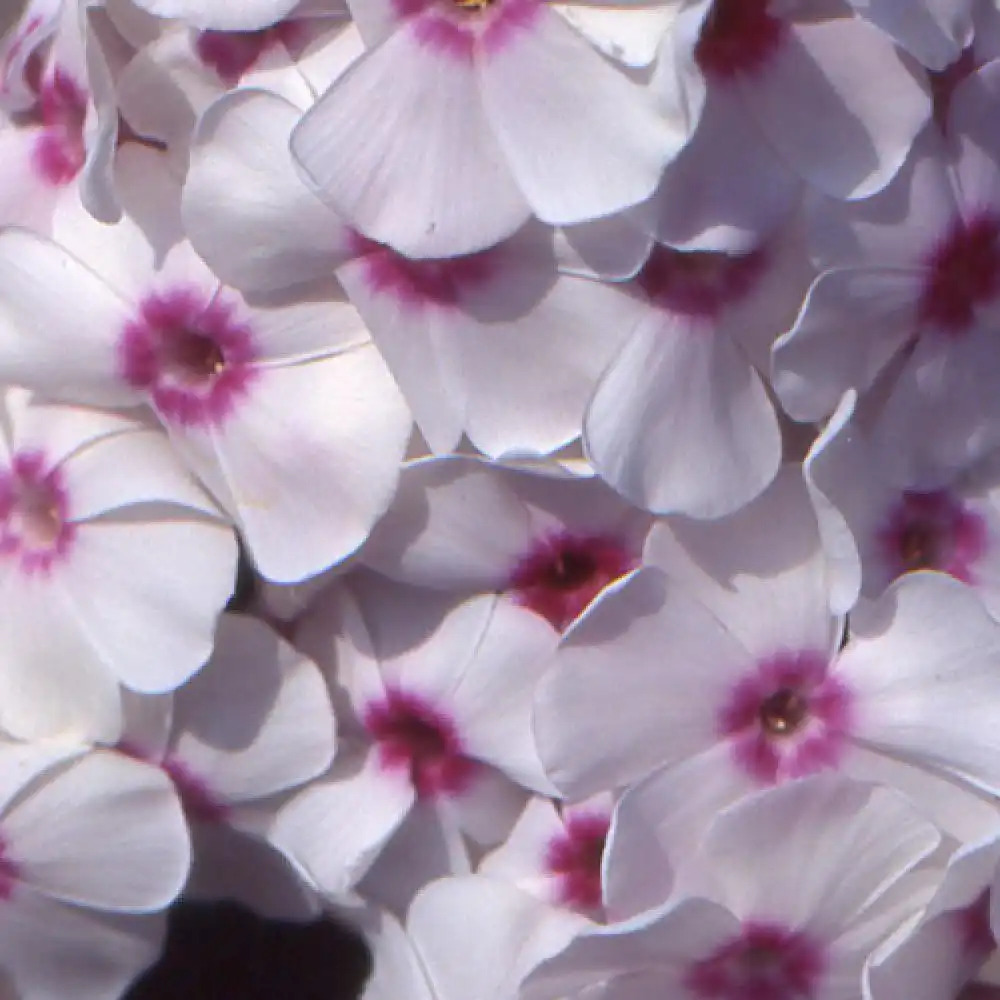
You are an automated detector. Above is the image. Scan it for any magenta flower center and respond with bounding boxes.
[544,812,610,913]
[919,214,1000,333]
[685,922,826,1000]
[877,490,986,584]
[0,451,74,575]
[119,288,257,428]
[508,532,637,631]
[392,0,540,57]
[638,245,766,318]
[695,0,788,81]
[26,69,87,186]
[364,688,477,799]
[195,21,302,84]
[718,651,852,785]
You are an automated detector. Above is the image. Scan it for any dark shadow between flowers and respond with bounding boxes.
[125,900,372,1000]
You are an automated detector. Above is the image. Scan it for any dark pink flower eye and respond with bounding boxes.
[508,532,637,631]
[364,688,478,799]
[695,0,787,82]
[685,922,826,1000]
[877,490,986,584]
[0,451,74,575]
[544,812,609,912]
[919,214,1000,333]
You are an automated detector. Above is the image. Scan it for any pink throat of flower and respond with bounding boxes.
[877,489,987,585]
[919,214,1000,333]
[694,0,787,82]
[119,288,257,428]
[508,531,637,631]
[544,811,610,913]
[0,451,74,575]
[391,0,540,59]
[638,244,766,318]
[718,651,852,785]
[26,69,88,187]
[364,688,477,799]
[685,922,826,1000]
[195,21,303,85]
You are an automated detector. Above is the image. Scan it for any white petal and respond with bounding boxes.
[184,89,351,294]
[202,345,409,582]
[292,22,529,258]
[480,7,682,226]
[6,750,190,912]
[170,614,336,804]
[586,313,781,517]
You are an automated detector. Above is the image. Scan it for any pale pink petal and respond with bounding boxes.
[269,748,414,898]
[362,456,534,592]
[58,512,237,693]
[361,906,436,1000]
[292,21,529,258]
[534,569,751,799]
[643,466,838,669]
[5,750,190,912]
[586,313,781,518]
[771,267,923,423]
[480,7,683,226]
[853,0,974,70]
[183,88,352,293]
[0,569,122,742]
[700,774,939,936]
[805,126,959,271]
[742,15,929,200]
[197,344,410,583]
[170,614,335,803]
[408,875,589,1000]
[837,572,1000,795]
[0,230,138,407]
[0,890,164,1000]
[130,0,300,31]
[644,82,800,252]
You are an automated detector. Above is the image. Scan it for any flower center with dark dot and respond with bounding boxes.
[878,490,986,584]
[509,532,637,631]
[364,688,476,799]
[162,330,227,385]
[758,688,808,736]
[0,452,73,573]
[695,0,787,81]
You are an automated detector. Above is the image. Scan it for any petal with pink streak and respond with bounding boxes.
[292,20,529,258]
[586,312,781,518]
[741,15,930,200]
[183,89,352,294]
[480,6,683,227]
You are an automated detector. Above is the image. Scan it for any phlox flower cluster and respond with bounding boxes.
[3,1,1000,999]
